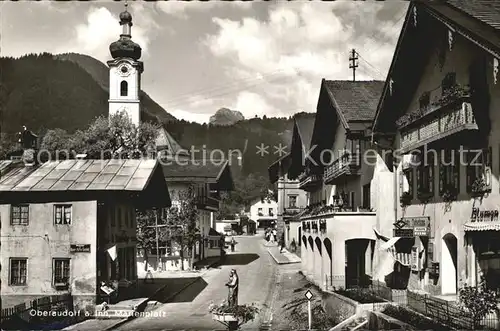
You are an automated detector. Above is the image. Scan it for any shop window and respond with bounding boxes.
[53,258,70,288]
[439,150,459,194]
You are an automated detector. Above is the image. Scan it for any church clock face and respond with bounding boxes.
[118,63,132,77]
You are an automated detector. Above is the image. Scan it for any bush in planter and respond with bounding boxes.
[417,189,433,204]
[400,191,412,207]
[209,301,259,323]
[442,185,458,203]
[471,177,488,198]
[381,305,452,330]
[459,278,498,329]
[334,288,385,304]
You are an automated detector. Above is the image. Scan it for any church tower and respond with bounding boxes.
[107,2,143,127]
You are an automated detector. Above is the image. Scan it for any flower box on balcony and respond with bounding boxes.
[399,97,477,153]
[417,190,433,204]
[442,185,458,202]
[471,177,489,198]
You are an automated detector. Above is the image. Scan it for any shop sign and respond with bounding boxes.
[70,244,91,253]
[393,216,430,237]
[470,208,499,222]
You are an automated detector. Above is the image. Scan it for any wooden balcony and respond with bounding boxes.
[323,152,360,185]
[195,196,220,211]
[400,101,478,153]
[298,172,322,192]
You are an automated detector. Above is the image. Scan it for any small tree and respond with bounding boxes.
[166,185,199,270]
[459,277,498,329]
[41,112,159,159]
[136,209,168,271]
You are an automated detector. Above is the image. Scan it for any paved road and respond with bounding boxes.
[114,235,278,330]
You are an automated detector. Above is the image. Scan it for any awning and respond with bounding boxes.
[376,234,412,267]
[464,222,500,231]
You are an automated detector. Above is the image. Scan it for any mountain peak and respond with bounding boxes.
[209,108,245,126]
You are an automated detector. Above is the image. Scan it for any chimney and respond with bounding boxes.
[18,126,38,166]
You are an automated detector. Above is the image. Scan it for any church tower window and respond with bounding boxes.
[120,81,128,96]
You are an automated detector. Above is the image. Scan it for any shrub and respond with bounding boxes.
[382,305,452,330]
[209,301,259,323]
[459,278,498,329]
[335,288,385,304]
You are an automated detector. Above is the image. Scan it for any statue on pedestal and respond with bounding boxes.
[225,269,239,307]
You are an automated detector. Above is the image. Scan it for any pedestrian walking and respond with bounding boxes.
[279,234,285,253]
[230,237,236,252]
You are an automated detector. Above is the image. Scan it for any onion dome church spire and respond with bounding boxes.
[109,1,142,60]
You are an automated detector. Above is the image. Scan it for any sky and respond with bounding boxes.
[1,0,408,124]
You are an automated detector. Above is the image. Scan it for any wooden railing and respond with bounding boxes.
[323,152,360,184]
[298,172,322,190]
[400,102,477,152]
[195,196,220,210]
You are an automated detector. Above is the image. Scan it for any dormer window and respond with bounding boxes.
[441,72,456,94]
[120,81,128,96]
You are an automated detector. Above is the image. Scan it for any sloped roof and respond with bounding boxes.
[268,153,291,184]
[323,80,384,123]
[0,159,158,192]
[373,1,500,131]
[208,227,221,236]
[445,0,500,30]
[156,126,189,156]
[294,114,316,149]
[162,160,228,180]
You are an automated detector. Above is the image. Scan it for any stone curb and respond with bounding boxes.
[102,259,220,331]
[267,249,292,265]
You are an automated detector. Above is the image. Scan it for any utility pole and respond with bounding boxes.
[155,209,160,270]
[349,49,358,82]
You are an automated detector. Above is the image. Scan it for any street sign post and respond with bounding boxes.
[304,289,313,330]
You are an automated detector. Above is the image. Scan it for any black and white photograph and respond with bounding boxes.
[1,0,500,330]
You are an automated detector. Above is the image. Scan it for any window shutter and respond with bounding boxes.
[399,171,404,193]
[439,162,445,194]
[484,147,492,189]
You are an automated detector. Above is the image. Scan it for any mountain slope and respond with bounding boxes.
[55,53,176,124]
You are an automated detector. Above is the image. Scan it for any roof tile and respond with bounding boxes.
[446,0,500,30]
[324,80,384,122]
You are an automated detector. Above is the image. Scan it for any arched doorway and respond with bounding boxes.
[442,233,458,295]
[324,238,333,288]
[345,239,373,288]
[298,226,302,247]
[302,235,307,248]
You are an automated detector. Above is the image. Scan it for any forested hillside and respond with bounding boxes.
[0,52,315,211]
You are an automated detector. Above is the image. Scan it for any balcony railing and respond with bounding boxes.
[323,152,360,184]
[283,206,304,216]
[400,100,478,152]
[298,171,322,191]
[195,196,220,210]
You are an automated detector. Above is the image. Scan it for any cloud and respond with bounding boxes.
[203,1,408,116]
[232,91,283,118]
[156,1,252,18]
[56,6,155,62]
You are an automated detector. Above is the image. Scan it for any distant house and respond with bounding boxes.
[249,197,278,229]
[0,157,170,311]
[268,114,314,248]
[137,132,234,272]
